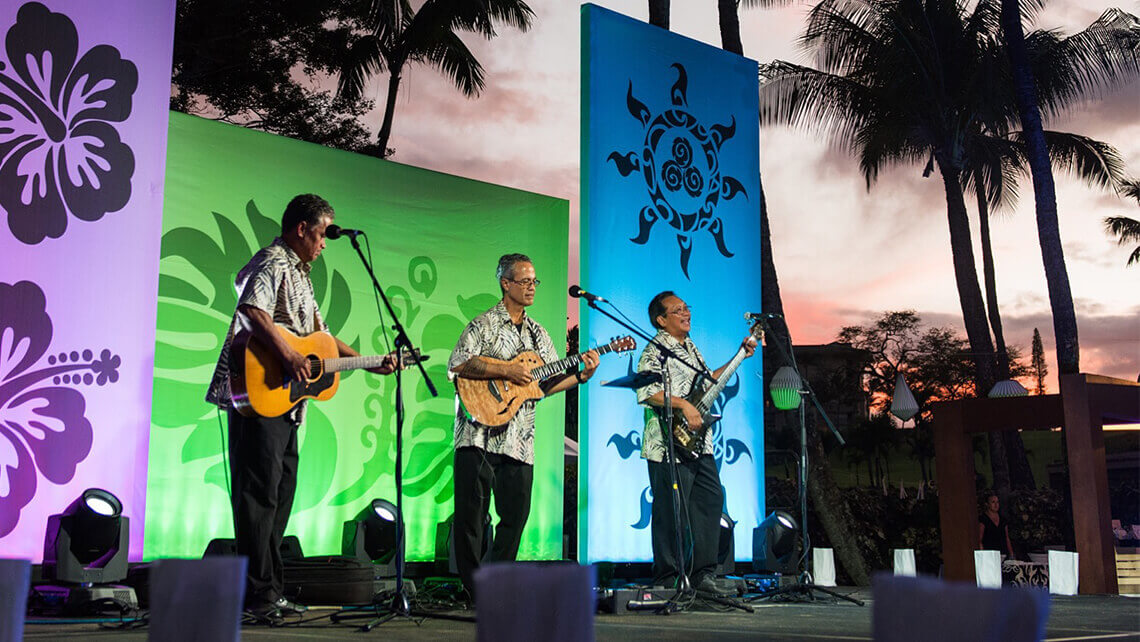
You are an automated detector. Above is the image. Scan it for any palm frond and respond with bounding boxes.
[1104,216,1140,242]
[336,34,386,100]
[759,60,874,149]
[417,28,485,97]
[1120,179,1140,203]
[1011,130,1127,189]
[1026,9,1140,118]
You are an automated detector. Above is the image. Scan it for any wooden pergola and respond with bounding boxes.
[933,373,1140,594]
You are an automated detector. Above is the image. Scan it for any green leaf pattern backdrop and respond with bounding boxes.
[145,112,569,561]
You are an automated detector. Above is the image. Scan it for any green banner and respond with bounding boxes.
[145,112,569,561]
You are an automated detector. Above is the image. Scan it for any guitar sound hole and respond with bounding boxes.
[308,356,322,380]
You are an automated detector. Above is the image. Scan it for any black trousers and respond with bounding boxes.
[647,454,723,588]
[228,408,299,606]
[453,446,534,596]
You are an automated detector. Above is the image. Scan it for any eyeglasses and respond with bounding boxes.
[667,305,693,316]
[507,278,541,288]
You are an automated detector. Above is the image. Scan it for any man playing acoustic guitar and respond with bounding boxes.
[635,291,757,598]
[447,253,599,600]
[206,194,399,622]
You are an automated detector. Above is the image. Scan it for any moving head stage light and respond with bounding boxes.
[39,488,137,612]
[753,510,799,575]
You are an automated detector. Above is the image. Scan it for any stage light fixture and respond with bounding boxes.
[716,512,736,575]
[769,366,803,410]
[38,488,137,613]
[752,510,799,574]
[43,488,130,584]
[342,498,400,565]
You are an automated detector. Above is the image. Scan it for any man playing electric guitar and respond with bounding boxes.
[634,291,757,598]
[205,194,400,623]
[447,253,599,599]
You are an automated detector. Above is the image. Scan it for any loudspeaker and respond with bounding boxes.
[202,535,302,559]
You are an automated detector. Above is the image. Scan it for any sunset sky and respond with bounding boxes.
[347,0,1139,390]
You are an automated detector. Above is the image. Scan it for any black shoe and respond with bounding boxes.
[274,597,308,614]
[243,600,283,625]
[695,575,735,598]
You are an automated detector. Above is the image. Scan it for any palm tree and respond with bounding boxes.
[719,0,873,585]
[758,0,1139,392]
[1106,179,1140,266]
[999,0,1140,371]
[337,0,534,157]
[964,130,1124,489]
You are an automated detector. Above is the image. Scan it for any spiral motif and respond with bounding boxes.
[662,161,683,191]
[683,166,703,197]
[672,136,692,168]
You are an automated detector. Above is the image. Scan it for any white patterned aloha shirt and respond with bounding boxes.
[447,300,558,465]
[206,238,327,425]
[635,330,715,463]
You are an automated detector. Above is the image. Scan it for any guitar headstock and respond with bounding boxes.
[607,335,637,353]
[748,320,765,343]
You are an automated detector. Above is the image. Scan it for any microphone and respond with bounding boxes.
[569,285,607,303]
[744,311,782,321]
[326,224,364,239]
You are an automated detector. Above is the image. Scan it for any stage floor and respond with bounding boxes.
[22,589,1140,641]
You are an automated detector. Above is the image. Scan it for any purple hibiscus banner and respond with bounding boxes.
[0,1,174,561]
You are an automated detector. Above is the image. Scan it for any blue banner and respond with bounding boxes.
[580,4,765,563]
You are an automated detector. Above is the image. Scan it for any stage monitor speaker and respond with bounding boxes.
[202,535,302,560]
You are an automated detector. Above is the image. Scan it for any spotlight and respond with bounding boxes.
[716,512,736,576]
[343,498,400,569]
[752,510,799,574]
[40,488,137,612]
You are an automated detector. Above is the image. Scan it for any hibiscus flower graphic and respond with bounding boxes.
[0,280,119,536]
[0,2,137,245]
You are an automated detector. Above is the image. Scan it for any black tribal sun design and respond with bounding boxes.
[607,63,746,278]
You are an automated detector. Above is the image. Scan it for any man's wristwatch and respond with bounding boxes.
[576,370,587,384]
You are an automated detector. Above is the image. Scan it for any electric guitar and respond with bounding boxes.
[230,325,422,418]
[662,321,763,459]
[457,336,636,427]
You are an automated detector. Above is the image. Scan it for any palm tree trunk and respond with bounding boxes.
[935,159,997,392]
[376,65,404,157]
[718,0,743,55]
[999,0,1080,375]
[648,0,669,29]
[973,180,1010,378]
[938,160,1012,497]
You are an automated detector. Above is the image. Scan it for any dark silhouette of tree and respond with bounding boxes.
[838,311,1031,486]
[718,0,870,585]
[648,0,669,29]
[758,0,1138,496]
[1031,328,1048,395]
[171,0,376,152]
[1105,179,1140,266]
[336,0,534,158]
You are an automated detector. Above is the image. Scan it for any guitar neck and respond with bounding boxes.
[323,355,392,374]
[530,343,619,381]
[696,346,749,414]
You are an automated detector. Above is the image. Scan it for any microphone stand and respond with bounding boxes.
[748,317,862,607]
[327,234,459,630]
[583,299,712,613]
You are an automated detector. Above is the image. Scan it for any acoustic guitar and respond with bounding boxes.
[457,336,636,427]
[230,325,421,418]
[662,321,764,459]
